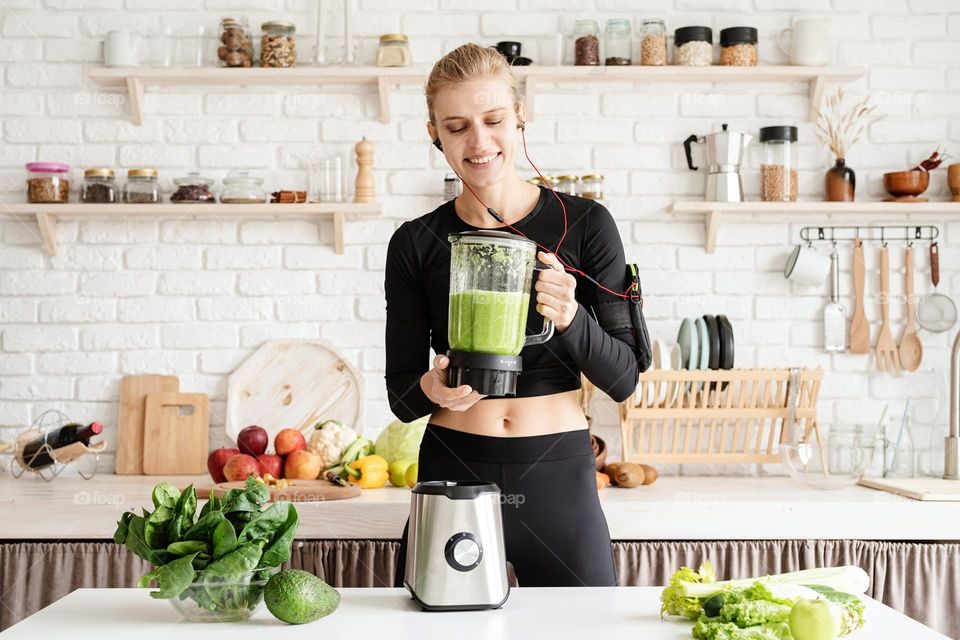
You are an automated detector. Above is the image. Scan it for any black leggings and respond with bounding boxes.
[394,424,618,587]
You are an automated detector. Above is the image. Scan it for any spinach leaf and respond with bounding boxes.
[169,485,197,542]
[144,501,175,549]
[124,514,170,566]
[114,511,133,544]
[212,517,237,560]
[238,502,299,569]
[166,540,209,557]
[185,510,227,542]
[140,552,198,599]
[151,482,181,509]
[204,543,262,580]
[198,493,220,518]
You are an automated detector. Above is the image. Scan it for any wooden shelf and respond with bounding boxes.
[0,202,382,257]
[88,64,865,125]
[670,200,960,253]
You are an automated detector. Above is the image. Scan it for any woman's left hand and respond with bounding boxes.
[535,251,578,333]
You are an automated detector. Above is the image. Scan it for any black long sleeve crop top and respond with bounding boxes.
[384,186,641,423]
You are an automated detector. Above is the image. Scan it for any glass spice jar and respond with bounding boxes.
[573,19,600,66]
[80,168,118,204]
[719,26,758,66]
[218,17,254,67]
[674,26,713,66]
[122,168,161,203]
[555,175,579,196]
[527,175,556,189]
[25,162,70,203]
[640,19,667,65]
[220,171,267,203]
[260,20,296,68]
[376,33,411,67]
[580,174,604,200]
[759,126,799,202]
[604,19,632,65]
[171,171,216,203]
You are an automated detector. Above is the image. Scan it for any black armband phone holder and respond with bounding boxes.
[590,263,652,372]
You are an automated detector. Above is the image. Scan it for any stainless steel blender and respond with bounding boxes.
[446,230,554,396]
[684,123,752,202]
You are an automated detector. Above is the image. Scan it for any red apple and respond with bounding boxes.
[207,447,241,483]
[223,453,260,482]
[275,428,306,456]
[257,453,283,479]
[237,425,269,457]
[285,449,322,480]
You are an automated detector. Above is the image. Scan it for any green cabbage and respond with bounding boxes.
[374,417,428,465]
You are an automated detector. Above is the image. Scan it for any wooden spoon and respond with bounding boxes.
[849,239,869,353]
[898,245,923,371]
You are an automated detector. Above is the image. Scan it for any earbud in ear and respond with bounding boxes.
[517,121,526,131]
[433,138,443,151]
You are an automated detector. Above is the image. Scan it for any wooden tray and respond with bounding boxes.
[619,368,823,464]
[225,339,362,446]
[199,479,361,502]
[858,477,960,501]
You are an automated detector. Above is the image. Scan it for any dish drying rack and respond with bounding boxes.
[9,410,107,481]
[619,368,823,464]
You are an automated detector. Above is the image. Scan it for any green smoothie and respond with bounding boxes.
[448,290,531,355]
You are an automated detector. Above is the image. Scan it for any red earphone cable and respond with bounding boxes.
[451,129,633,300]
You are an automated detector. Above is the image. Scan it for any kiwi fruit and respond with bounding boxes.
[639,464,658,485]
[603,462,621,482]
[609,462,645,488]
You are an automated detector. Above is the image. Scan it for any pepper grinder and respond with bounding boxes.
[354,137,375,203]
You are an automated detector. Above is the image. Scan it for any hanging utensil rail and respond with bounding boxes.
[800,225,939,244]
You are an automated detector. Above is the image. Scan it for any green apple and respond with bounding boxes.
[789,598,841,640]
[404,462,418,488]
[388,460,414,487]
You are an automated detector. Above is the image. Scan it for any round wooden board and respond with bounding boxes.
[204,479,361,502]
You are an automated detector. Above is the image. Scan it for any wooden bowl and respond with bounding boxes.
[883,170,929,198]
[591,433,607,471]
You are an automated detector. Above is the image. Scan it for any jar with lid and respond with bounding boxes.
[376,34,411,67]
[218,17,253,67]
[719,26,757,66]
[527,175,556,189]
[81,168,118,203]
[759,126,798,202]
[555,175,579,196]
[580,174,604,200]
[573,19,600,66]
[604,19,632,65]
[220,171,266,203]
[171,171,216,203]
[25,162,70,203]
[261,21,296,67]
[640,19,667,65]
[674,26,713,66]
[122,169,161,203]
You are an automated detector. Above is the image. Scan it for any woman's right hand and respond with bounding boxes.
[420,354,485,411]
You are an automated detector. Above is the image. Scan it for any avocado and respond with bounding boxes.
[264,569,340,624]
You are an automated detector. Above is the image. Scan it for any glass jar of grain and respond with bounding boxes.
[759,126,798,202]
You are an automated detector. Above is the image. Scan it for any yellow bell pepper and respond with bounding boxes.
[348,454,389,489]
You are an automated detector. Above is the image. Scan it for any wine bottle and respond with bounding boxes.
[20,422,102,470]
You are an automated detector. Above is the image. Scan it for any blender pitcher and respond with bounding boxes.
[446,230,555,396]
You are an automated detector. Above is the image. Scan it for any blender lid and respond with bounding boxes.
[449,229,536,248]
[411,480,501,499]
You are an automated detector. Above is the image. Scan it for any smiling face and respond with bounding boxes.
[428,77,523,189]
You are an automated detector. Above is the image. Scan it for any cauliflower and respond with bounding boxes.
[307,420,359,469]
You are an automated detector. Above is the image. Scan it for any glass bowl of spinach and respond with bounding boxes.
[115,478,298,623]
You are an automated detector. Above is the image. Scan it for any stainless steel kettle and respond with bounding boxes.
[684,123,752,202]
[404,481,510,611]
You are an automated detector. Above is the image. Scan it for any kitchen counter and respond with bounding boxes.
[1,473,958,541]
[0,587,948,639]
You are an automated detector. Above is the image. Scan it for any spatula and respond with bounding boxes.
[898,245,922,372]
[875,245,901,372]
[849,239,869,354]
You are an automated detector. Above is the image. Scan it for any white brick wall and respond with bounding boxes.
[0,1,957,478]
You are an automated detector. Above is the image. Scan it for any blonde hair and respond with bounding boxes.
[425,43,520,124]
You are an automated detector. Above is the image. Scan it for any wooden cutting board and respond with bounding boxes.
[142,392,209,475]
[116,375,179,475]
[225,339,362,447]
[204,480,361,502]
[858,477,960,501]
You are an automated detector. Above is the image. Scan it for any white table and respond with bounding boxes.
[0,587,948,639]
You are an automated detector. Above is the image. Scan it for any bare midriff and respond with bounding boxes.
[429,389,588,437]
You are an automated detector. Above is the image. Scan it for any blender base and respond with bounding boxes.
[446,350,522,397]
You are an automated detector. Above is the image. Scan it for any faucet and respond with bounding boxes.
[947,332,960,479]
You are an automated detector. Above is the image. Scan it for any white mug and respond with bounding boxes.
[777,18,831,66]
[784,244,831,287]
[103,30,142,67]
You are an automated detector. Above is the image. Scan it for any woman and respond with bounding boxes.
[385,43,644,588]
